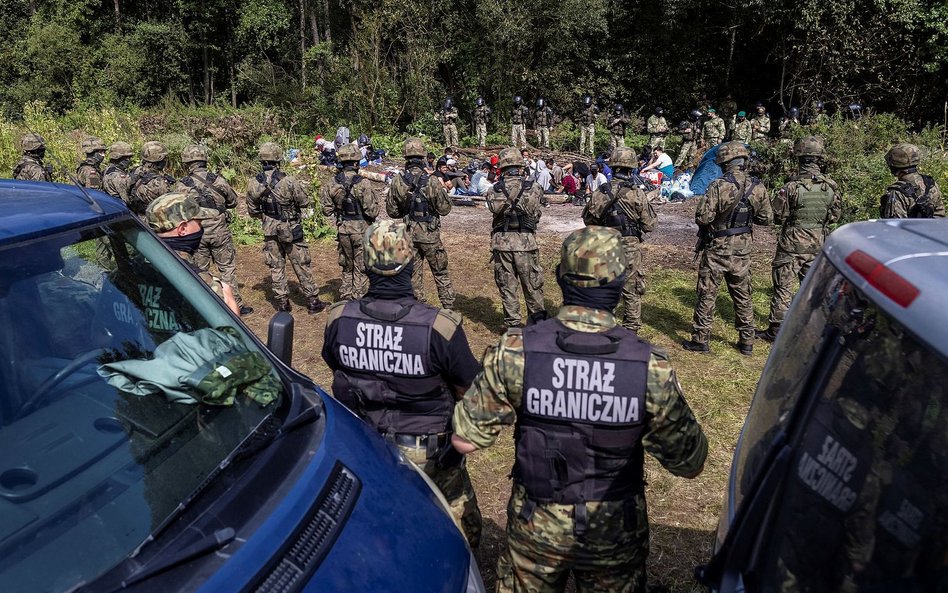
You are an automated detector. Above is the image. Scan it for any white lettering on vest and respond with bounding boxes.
[524,386,640,424]
[355,322,404,351]
[796,435,859,511]
[338,340,425,376]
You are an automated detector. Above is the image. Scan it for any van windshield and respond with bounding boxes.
[731,255,948,591]
[0,221,283,592]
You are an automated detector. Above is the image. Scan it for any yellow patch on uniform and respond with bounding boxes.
[433,308,462,341]
[326,301,347,325]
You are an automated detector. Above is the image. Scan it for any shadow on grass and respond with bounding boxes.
[455,293,506,334]
[474,517,506,592]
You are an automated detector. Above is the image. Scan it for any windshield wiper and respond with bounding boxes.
[224,382,323,464]
[107,527,236,591]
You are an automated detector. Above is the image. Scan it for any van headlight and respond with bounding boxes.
[464,550,486,593]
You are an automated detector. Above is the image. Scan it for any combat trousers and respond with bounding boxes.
[537,127,551,149]
[690,247,754,345]
[263,237,318,300]
[337,232,367,301]
[767,250,816,326]
[609,134,625,151]
[675,141,696,168]
[648,135,666,150]
[512,124,527,148]
[444,124,459,148]
[580,124,596,156]
[411,239,455,309]
[476,122,488,147]
[401,444,482,549]
[193,225,244,305]
[496,486,649,593]
[617,240,645,331]
[493,249,545,327]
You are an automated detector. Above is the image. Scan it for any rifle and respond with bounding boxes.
[693,226,712,262]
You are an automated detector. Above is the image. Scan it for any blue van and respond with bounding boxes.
[701,219,948,592]
[0,180,484,593]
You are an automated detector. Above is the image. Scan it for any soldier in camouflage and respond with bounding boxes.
[579,96,599,157]
[732,111,752,144]
[439,98,460,148]
[646,107,669,150]
[778,107,801,142]
[749,102,771,142]
[758,136,841,342]
[683,141,772,355]
[583,146,657,332]
[102,142,135,204]
[535,98,555,150]
[474,97,491,148]
[486,147,545,328]
[879,142,945,219]
[511,96,530,148]
[176,144,252,316]
[608,104,629,150]
[321,142,380,301]
[76,136,106,189]
[129,141,175,217]
[387,137,456,309]
[675,119,697,168]
[246,141,326,314]
[452,226,708,593]
[13,133,53,182]
[322,220,483,547]
[701,109,726,147]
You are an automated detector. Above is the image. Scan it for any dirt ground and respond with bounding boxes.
[235,197,780,591]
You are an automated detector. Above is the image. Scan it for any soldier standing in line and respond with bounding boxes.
[129,141,175,217]
[579,95,599,157]
[534,97,555,150]
[486,146,545,328]
[750,102,771,143]
[778,107,801,143]
[511,96,530,148]
[322,220,483,548]
[13,133,53,181]
[102,142,135,204]
[583,145,657,332]
[321,142,380,301]
[246,141,326,314]
[387,137,455,309]
[76,136,106,189]
[732,111,752,144]
[675,119,698,168]
[683,141,772,355]
[608,103,629,150]
[879,142,945,219]
[439,98,460,148]
[646,107,669,150]
[757,136,840,342]
[701,108,726,147]
[177,144,252,316]
[719,94,739,136]
[474,96,491,148]
[451,226,708,593]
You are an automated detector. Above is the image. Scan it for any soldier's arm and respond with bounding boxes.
[319,185,336,218]
[641,352,708,478]
[694,184,719,226]
[361,184,382,220]
[771,183,791,225]
[752,183,773,226]
[431,310,482,398]
[826,180,843,224]
[288,178,311,209]
[582,191,604,226]
[320,304,347,371]
[522,186,543,219]
[218,178,239,209]
[428,176,453,216]
[635,189,658,232]
[245,182,263,218]
[931,184,946,218]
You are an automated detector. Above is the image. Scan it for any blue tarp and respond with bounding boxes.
[689,144,722,195]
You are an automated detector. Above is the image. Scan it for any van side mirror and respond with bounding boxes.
[267,312,294,366]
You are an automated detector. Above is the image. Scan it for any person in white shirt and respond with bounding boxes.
[585,163,608,195]
[640,146,675,179]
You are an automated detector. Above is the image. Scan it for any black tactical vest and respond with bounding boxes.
[334,171,366,220]
[601,182,642,238]
[180,171,224,213]
[712,172,758,238]
[514,319,650,504]
[402,170,433,222]
[255,169,293,220]
[492,177,537,234]
[330,298,454,436]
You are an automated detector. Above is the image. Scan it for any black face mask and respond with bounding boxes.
[89,152,105,166]
[557,266,627,311]
[367,263,415,299]
[162,228,205,255]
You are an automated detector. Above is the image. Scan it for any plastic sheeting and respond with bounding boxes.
[689,144,723,195]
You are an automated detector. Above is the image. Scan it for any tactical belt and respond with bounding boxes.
[713,226,752,238]
[392,432,450,458]
[340,213,365,221]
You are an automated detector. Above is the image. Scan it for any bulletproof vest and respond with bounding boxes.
[104,163,127,177]
[790,177,834,229]
[402,170,434,222]
[255,169,294,220]
[180,171,225,213]
[514,319,650,504]
[77,161,101,177]
[492,177,537,234]
[13,156,51,182]
[130,171,175,215]
[898,175,937,218]
[330,299,454,436]
[600,182,642,238]
[537,109,551,127]
[334,171,366,220]
[512,107,526,125]
[712,172,758,237]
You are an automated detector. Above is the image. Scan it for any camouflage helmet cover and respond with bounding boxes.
[145,191,218,232]
[793,135,826,158]
[20,133,46,152]
[497,147,522,170]
[81,136,106,154]
[715,141,749,164]
[109,141,134,159]
[181,144,209,163]
[336,142,361,163]
[885,143,920,168]
[364,220,414,276]
[558,226,628,287]
[258,142,283,161]
[403,137,427,158]
[610,146,638,169]
[141,141,168,163]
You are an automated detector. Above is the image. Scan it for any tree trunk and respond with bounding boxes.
[203,43,211,104]
[299,0,307,88]
[321,0,331,43]
[113,0,121,30]
[230,61,237,108]
[310,10,320,44]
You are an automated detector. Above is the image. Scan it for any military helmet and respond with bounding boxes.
[614,103,623,113]
[513,95,523,106]
[558,226,628,288]
[690,109,703,120]
[141,141,168,163]
[715,141,749,165]
[364,220,414,276]
[610,146,638,169]
[497,147,522,170]
[814,100,825,111]
[788,106,800,119]
[81,136,106,154]
[181,144,209,163]
[258,142,283,161]
[336,142,361,163]
[145,191,217,233]
[793,135,826,158]
[655,106,664,115]
[109,141,133,160]
[403,137,427,159]
[20,133,46,152]
[476,96,484,107]
[885,143,921,169]
[537,97,545,109]
[444,97,453,111]
[583,95,592,106]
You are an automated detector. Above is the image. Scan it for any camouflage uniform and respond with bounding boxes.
[439,105,460,148]
[387,138,455,309]
[512,101,530,148]
[701,112,726,146]
[321,144,381,300]
[176,145,247,309]
[535,104,555,150]
[608,108,629,150]
[246,142,322,311]
[129,141,174,217]
[675,121,697,168]
[879,143,946,219]
[474,102,491,147]
[750,109,771,142]
[453,227,708,593]
[687,142,772,352]
[76,136,106,189]
[486,148,545,327]
[322,220,482,547]
[583,148,658,331]
[732,115,752,144]
[13,133,52,182]
[579,102,599,157]
[646,114,669,149]
[102,142,135,204]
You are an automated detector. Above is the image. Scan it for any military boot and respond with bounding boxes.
[307,296,327,314]
[681,339,710,353]
[737,342,753,356]
[755,324,779,342]
[276,298,291,312]
[239,305,255,316]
